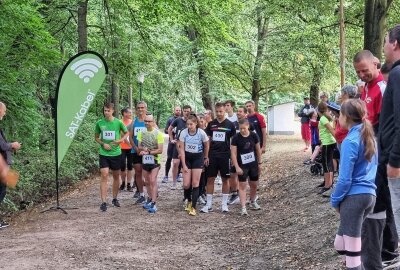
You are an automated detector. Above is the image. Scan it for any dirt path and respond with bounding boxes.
[0,135,341,270]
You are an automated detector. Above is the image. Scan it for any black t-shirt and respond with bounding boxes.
[231,132,259,167]
[206,118,236,156]
[171,117,187,139]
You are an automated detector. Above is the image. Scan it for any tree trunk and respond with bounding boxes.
[251,6,269,111]
[186,26,213,110]
[77,0,88,52]
[309,66,323,107]
[111,75,120,118]
[364,0,393,59]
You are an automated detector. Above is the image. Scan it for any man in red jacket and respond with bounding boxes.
[353,50,386,135]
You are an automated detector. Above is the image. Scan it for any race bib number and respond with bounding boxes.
[212,131,226,142]
[103,131,115,140]
[134,127,146,136]
[185,143,200,153]
[143,154,155,165]
[241,152,255,164]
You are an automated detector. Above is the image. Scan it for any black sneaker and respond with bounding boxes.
[100,202,107,212]
[127,183,133,192]
[119,182,125,191]
[135,196,145,204]
[228,193,240,205]
[318,186,331,195]
[112,198,120,207]
[133,191,140,199]
[316,181,325,188]
[0,221,9,229]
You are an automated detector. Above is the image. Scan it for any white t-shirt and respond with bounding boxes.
[226,113,238,123]
[179,128,209,154]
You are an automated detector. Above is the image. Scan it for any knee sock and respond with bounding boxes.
[192,187,199,209]
[165,157,172,176]
[184,188,191,202]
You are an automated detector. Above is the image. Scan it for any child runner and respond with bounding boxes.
[331,99,377,270]
[119,107,133,191]
[317,102,337,195]
[137,113,164,213]
[231,119,262,215]
[178,114,210,216]
[95,103,129,212]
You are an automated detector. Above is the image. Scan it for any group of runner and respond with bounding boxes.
[94,100,267,216]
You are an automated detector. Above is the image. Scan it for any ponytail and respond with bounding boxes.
[360,118,376,162]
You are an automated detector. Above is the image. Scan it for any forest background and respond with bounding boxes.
[0,0,398,210]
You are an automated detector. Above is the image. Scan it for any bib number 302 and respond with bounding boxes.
[185,143,200,153]
[212,131,226,142]
[241,152,255,164]
[143,154,155,165]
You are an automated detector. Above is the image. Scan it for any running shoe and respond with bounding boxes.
[148,203,157,213]
[0,221,10,229]
[318,186,332,195]
[228,193,240,205]
[127,183,133,192]
[184,202,193,212]
[177,173,183,182]
[249,201,261,210]
[222,204,229,213]
[303,159,314,165]
[246,195,259,205]
[171,183,177,190]
[143,201,152,210]
[316,181,325,188]
[240,208,248,216]
[383,256,400,269]
[200,205,213,213]
[216,176,222,185]
[198,196,206,205]
[119,182,125,191]
[188,208,197,216]
[133,191,140,199]
[135,196,146,204]
[162,176,169,183]
[112,198,120,207]
[322,187,334,198]
[100,202,107,212]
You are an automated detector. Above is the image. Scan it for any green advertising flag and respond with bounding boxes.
[56,52,108,168]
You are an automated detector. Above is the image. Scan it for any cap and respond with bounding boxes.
[327,102,341,113]
[320,92,328,98]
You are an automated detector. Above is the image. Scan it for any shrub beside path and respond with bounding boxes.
[0,135,341,270]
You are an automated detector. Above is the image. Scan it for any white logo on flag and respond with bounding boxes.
[70,58,103,83]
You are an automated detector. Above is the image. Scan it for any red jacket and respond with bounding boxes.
[361,73,386,126]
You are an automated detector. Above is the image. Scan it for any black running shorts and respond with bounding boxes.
[167,142,174,159]
[132,153,142,165]
[185,153,204,169]
[172,144,179,159]
[120,149,133,171]
[207,154,230,178]
[142,164,160,172]
[99,155,121,170]
[238,165,259,182]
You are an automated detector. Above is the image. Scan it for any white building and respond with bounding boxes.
[267,101,295,135]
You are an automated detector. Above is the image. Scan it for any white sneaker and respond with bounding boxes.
[216,176,222,185]
[200,205,213,213]
[249,201,261,210]
[222,204,229,213]
[383,256,400,269]
[240,208,248,216]
[171,183,177,190]
[246,195,259,205]
[198,196,206,205]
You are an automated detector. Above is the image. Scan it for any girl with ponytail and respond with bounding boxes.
[331,99,377,270]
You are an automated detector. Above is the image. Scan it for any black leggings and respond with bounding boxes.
[322,143,336,173]
[199,169,207,196]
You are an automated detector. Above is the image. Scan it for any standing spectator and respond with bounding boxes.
[162,106,181,183]
[298,97,313,151]
[376,24,400,268]
[245,100,267,154]
[381,62,393,83]
[353,50,386,135]
[0,102,21,228]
